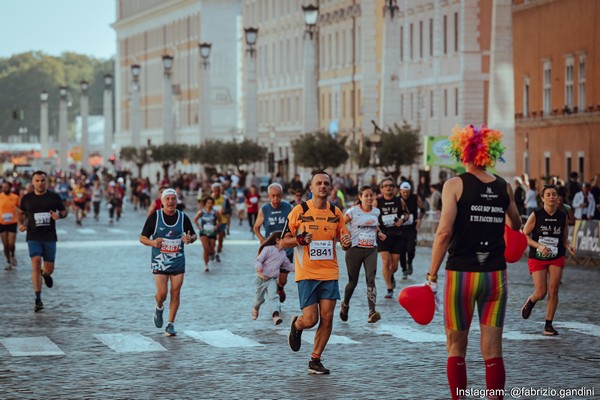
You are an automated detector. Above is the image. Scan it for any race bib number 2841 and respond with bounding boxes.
[309,240,334,260]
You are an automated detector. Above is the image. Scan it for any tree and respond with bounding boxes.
[377,122,422,182]
[119,146,152,178]
[292,131,349,171]
[219,139,267,174]
[150,143,189,179]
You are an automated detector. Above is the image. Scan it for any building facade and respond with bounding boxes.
[513,0,600,184]
[112,0,242,149]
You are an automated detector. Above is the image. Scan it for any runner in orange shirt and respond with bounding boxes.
[0,181,20,269]
[282,171,352,375]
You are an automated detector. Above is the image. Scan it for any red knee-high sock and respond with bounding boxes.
[447,356,467,400]
[485,357,505,400]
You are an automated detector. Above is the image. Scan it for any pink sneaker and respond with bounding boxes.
[251,308,259,320]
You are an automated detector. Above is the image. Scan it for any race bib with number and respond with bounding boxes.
[34,212,51,227]
[381,214,396,227]
[250,197,258,204]
[2,213,14,223]
[536,236,558,258]
[160,238,181,254]
[405,214,414,225]
[203,223,215,234]
[214,205,222,212]
[309,240,334,260]
[357,232,376,248]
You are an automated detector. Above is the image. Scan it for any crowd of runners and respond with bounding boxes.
[0,123,586,397]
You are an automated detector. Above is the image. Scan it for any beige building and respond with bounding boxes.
[112,0,242,149]
[513,0,600,184]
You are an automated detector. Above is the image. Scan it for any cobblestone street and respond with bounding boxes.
[1,202,599,399]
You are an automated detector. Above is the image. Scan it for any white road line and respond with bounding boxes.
[559,321,600,337]
[374,324,446,343]
[184,329,264,347]
[275,329,360,345]
[0,336,65,356]
[76,228,96,234]
[94,333,167,353]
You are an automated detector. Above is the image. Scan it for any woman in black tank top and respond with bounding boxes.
[520,184,575,336]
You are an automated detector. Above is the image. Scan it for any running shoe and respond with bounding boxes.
[5,263,12,271]
[384,290,393,299]
[215,254,221,263]
[251,307,259,320]
[391,275,396,289]
[204,265,210,272]
[272,312,283,325]
[209,255,215,262]
[11,257,17,267]
[543,325,559,336]
[368,310,381,323]
[34,300,44,312]
[277,286,286,303]
[165,323,177,336]
[308,358,330,375]
[42,273,53,288]
[288,316,303,352]
[153,307,164,328]
[402,270,408,280]
[407,263,413,275]
[339,302,349,322]
[520,296,536,320]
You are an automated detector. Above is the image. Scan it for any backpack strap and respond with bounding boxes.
[301,201,309,214]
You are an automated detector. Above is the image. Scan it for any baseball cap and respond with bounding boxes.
[161,188,177,200]
[400,182,411,190]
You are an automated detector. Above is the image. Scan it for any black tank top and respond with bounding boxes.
[446,173,510,272]
[378,196,403,236]
[528,208,567,260]
[400,193,419,233]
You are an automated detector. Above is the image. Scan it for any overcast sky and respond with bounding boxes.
[0,0,116,59]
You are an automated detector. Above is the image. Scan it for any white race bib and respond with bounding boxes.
[381,214,396,227]
[214,205,222,212]
[537,236,558,258]
[309,240,334,260]
[2,212,14,223]
[203,223,215,234]
[160,238,181,254]
[250,197,258,204]
[34,212,51,226]
[357,232,376,248]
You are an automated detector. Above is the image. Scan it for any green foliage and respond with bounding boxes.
[219,139,267,173]
[292,131,349,171]
[149,143,189,178]
[0,51,113,142]
[119,146,153,177]
[350,141,372,169]
[377,122,422,181]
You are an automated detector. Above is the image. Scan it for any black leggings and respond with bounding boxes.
[343,247,378,311]
[399,230,417,271]
[248,212,258,229]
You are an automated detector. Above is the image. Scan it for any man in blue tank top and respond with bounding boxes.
[254,183,293,302]
[140,189,197,336]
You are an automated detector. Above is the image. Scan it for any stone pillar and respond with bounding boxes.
[303,29,319,134]
[40,92,49,158]
[381,1,401,128]
[201,59,212,142]
[245,51,258,141]
[58,88,68,171]
[80,84,89,170]
[131,79,141,148]
[103,80,114,166]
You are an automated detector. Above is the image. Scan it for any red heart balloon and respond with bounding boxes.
[504,224,527,263]
[398,284,435,325]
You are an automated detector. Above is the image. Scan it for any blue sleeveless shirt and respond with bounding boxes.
[151,210,186,274]
[262,201,293,258]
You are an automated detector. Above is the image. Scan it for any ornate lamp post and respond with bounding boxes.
[58,86,69,171]
[40,91,49,157]
[80,80,89,169]
[103,74,114,168]
[199,43,212,142]
[162,55,174,143]
[302,4,319,134]
[244,27,258,142]
[130,65,141,148]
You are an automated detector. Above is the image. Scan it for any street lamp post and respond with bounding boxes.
[80,80,89,170]
[103,74,114,169]
[199,43,212,143]
[302,4,319,134]
[244,27,258,142]
[58,86,69,171]
[40,91,49,158]
[130,65,141,148]
[381,0,401,127]
[162,55,174,143]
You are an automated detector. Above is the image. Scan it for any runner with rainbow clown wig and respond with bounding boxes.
[426,124,521,400]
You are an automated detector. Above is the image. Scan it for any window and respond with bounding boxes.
[565,57,574,111]
[419,21,423,59]
[429,90,433,117]
[400,94,404,118]
[454,12,458,52]
[543,61,552,115]
[444,89,448,117]
[544,152,550,179]
[410,92,414,120]
[410,23,414,60]
[523,76,530,117]
[400,26,404,62]
[578,152,585,182]
[454,87,459,116]
[429,18,433,57]
[443,15,447,54]
[335,31,339,67]
[565,152,572,178]
[578,54,586,112]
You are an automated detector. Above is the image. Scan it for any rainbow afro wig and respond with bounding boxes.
[447,124,505,168]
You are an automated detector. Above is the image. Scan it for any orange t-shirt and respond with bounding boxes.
[0,192,20,225]
[286,200,348,281]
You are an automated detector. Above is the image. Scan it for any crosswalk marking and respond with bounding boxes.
[94,333,166,353]
[275,329,360,345]
[107,228,128,234]
[184,329,264,347]
[375,324,446,342]
[0,336,65,356]
[558,321,600,337]
[76,228,97,234]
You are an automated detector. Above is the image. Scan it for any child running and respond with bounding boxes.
[253,231,294,325]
